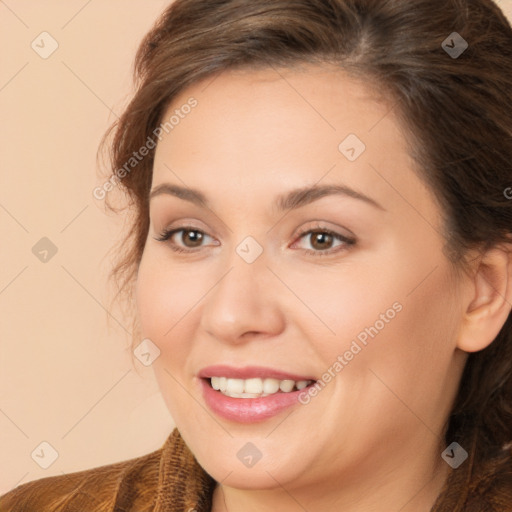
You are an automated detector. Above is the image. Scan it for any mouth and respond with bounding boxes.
[198,365,318,422]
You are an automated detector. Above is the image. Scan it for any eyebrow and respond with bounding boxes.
[149,183,385,212]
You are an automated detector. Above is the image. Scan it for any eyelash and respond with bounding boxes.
[154,224,356,257]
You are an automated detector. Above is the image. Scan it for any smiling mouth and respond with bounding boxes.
[205,376,316,398]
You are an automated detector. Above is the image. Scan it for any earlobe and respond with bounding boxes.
[457,246,512,353]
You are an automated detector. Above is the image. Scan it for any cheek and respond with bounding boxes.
[341,262,462,424]
[135,253,208,422]
[311,249,460,392]
[135,254,204,364]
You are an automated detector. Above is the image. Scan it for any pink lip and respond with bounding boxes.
[198,365,316,381]
[199,379,314,423]
[197,365,317,424]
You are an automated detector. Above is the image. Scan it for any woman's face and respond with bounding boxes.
[136,65,467,493]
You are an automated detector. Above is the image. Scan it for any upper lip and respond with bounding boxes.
[198,365,317,381]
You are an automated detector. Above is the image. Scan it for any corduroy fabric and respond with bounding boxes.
[0,428,215,512]
[1,428,510,511]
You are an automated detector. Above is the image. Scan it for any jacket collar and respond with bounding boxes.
[154,428,216,512]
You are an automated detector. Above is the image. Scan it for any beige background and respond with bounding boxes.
[1,0,512,495]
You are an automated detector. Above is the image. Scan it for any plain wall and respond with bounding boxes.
[1,0,512,495]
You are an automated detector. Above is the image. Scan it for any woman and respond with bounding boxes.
[2,0,512,510]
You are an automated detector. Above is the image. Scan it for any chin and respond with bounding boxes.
[204,459,301,490]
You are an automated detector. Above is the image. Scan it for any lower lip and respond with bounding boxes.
[200,378,309,423]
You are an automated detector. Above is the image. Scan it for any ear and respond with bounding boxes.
[457,244,512,353]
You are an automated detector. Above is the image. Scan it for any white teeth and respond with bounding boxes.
[226,378,244,394]
[209,376,314,398]
[211,376,221,390]
[279,379,295,392]
[263,378,280,394]
[211,376,229,391]
[244,378,263,394]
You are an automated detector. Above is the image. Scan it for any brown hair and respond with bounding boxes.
[101,0,512,509]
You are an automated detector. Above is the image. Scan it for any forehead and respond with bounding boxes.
[156,65,393,159]
[151,65,436,222]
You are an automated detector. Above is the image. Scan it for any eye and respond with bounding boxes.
[293,227,356,256]
[154,226,216,253]
[154,224,356,257]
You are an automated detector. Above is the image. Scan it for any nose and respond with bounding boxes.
[199,253,286,345]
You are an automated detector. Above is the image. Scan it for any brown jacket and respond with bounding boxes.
[0,429,215,512]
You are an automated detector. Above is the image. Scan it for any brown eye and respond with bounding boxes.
[294,227,356,257]
[179,229,204,248]
[154,227,214,252]
[309,231,334,251]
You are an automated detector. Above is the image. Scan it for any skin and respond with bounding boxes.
[135,65,512,511]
